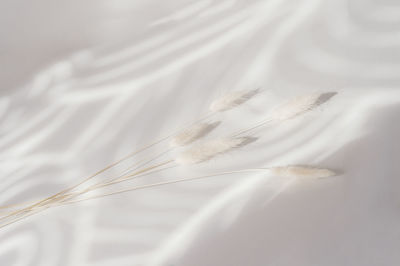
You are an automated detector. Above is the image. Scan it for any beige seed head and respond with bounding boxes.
[270,165,336,178]
[269,93,322,121]
[170,122,220,147]
[209,89,259,112]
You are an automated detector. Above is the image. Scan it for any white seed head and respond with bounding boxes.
[175,137,249,165]
[269,93,321,121]
[270,166,336,178]
[170,122,218,147]
[210,89,259,112]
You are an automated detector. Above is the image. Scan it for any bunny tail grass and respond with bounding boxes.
[169,122,219,147]
[270,166,336,178]
[269,93,322,121]
[209,89,259,112]
[175,137,251,165]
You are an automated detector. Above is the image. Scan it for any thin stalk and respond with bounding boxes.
[231,118,274,137]
[0,112,213,212]
[57,160,174,201]
[61,168,272,205]
[0,168,271,229]
[0,160,174,223]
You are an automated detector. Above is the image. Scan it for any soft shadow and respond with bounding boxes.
[237,136,258,148]
[315,91,337,107]
[195,121,221,140]
[236,88,261,106]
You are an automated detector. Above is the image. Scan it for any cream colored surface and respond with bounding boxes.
[1,0,400,265]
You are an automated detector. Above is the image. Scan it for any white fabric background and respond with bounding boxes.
[0,0,400,265]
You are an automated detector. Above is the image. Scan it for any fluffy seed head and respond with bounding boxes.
[210,89,259,112]
[175,137,249,165]
[270,166,336,178]
[170,122,219,147]
[269,93,321,121]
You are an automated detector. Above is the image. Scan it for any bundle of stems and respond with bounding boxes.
[0,90,337,229]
